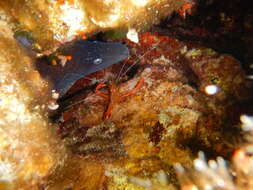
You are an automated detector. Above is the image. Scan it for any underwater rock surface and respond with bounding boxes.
[56,32,250,189]
[0,21,66,190]
[1,0,253,188]
[0,0,187,52]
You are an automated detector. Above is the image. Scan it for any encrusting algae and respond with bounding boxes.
[1,0,253,189]
[56,32,251,189]
[0,1,194,189]
[0,0,187,52]
[0,20,66,190]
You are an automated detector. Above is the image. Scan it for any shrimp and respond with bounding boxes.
[95,77,144,120]
[95,41,160,120]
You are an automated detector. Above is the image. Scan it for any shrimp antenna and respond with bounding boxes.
[64,99,87,110]
[117,42,159,81]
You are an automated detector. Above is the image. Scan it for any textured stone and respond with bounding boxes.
[0,20,65,190]
[0,0,186,51]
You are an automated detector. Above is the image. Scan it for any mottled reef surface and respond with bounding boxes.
[52,31,252,189]
[1,0,253,189]
[24,0,253,189]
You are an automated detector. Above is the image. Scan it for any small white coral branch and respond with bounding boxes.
[175,152,236,190]
[175,114,253,190]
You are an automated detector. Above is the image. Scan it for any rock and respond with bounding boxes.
[0,20,66,190]
[0,0,187,51]
[58,32,250,188]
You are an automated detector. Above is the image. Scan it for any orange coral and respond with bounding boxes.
[177,1,195,18]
